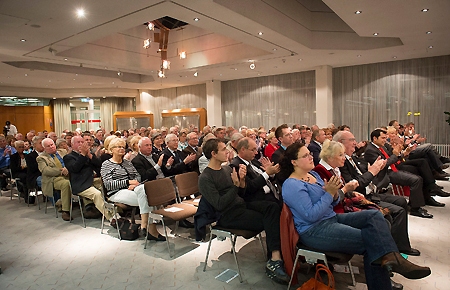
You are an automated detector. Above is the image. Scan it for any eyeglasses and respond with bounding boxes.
[299,152,313,159]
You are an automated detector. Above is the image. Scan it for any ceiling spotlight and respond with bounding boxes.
[162,60,171,70]
[24,74,28,76]
[393,56,397,59]
[426,31,432,34]
[147,22,155,30]
[273,48,277,51]
[117,71,123,76]
[373,33,378,36]
[179,51,186,59]
[355,11,362,14]
[20,39,26,42]
[193,72,198,77]
[194,18,199,21]
[250,63,255,70]
[158,70,165,78]
[143,38,151,49]
[258,32,263,36]
[64,58,68,61]
[76,8,85,18]
[421,8,429,12]
[428,45,433,49]
[357,54,361,57]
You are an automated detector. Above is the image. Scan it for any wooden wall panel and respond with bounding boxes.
[0,106,53,135]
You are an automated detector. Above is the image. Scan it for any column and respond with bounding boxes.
[315,65,333,128]
[206,80,222,126]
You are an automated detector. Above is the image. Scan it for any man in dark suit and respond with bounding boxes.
[308,129,326,166]
[161,134,196,176]
[132,137,165,181]
[25,136,45,204]
[364,129,433,218]
[182,132,202,175]
[64,136,115,221]
[335,130,420,256]
[271,124,293,165]
[230,137,280,205]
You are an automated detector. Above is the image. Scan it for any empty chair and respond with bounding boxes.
[144,178,197,257]
[174,171,201,206]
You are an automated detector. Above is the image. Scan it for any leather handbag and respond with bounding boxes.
[297,264,335,290]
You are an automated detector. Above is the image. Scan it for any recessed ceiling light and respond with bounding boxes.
[393,56,397,59]
[194,72,198,77]
[373,33,378,36]
[234,68,238,71]
[357,54,361,57]
[273,48,277,51]
[298,58,303,61]
[194,18,199,21]
[421,8,429,12]
[76,8,85,18]
[75,74,78,76]
[426,31,432,34]
[258,32,263,36]
[112,82,115,84]
[428,45,433,49]
[53,98,56,100]
[20,39,26,42]
[73,79,76,80]
[64,58,68,61]
[103,96,106,99]
[355,11,362,14]
[70,97,73,99]
[219,74,222,76]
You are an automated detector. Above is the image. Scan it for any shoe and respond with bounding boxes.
[441,164,449,169]
[426,197,445,207]
[147,231,167,241]
[400,248,421,256]
[61,211,73,221]
[430,189,450,197]
[381,252,431,279]
[433,172,449,181]
[391,279,403,290]
[410,207,433,218]
[265,260,290,284]
[83,208,102,219]
[178,219,194,228]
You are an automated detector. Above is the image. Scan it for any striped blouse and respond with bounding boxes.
[100,159,141,197]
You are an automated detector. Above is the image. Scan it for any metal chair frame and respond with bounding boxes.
[99,178,122,240]
[203,224,267,283]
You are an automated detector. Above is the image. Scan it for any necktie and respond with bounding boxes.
[51,153,64,168]
[247,163,279,199]
[378,147,398,172]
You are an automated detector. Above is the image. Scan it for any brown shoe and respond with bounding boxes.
[381,252,431,279]
[62,211,73,221]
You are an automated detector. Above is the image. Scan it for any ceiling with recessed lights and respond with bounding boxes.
[0,0,449,98]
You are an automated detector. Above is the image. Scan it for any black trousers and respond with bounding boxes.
[408,143,443,171]
[378,193,411,252]
[397,158,436,189]
[218,200,281,254]
[388,170,426,208]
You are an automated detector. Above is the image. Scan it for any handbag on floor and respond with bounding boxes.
[297,264,335,290]
[118,219,140,240]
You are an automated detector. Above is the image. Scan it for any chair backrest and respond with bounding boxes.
[174,171,199,198]
[280,203,300,284]
[144,178,177,206]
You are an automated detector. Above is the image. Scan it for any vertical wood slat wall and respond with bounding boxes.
[333,55,450,144]
[0,106,53,134]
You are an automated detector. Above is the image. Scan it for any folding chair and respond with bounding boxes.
[27,185,42,209]
[5,169,19,201]
[174,171,201,206]
[144,178,197,257]
[99,178,123,240]
[203,224,266,283]
[69,193,86,228]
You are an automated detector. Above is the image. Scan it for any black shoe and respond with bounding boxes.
[430,189,450,197]
[265,260,290,284]
[410,207,433,218]
[438,170,450,177]
[442,164,450,169]
[400,248,421,256]
[391,279,403,290]
[426,197,445,207]
[178,219,194,228]
[433,173,449,181]
[147,232,166,241]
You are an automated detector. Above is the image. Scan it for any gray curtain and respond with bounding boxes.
[53,99,71,134]
[333,55,450,144]
[221,71,316,129]
[100,98,119,132]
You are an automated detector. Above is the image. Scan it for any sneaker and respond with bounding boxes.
[265,260,290,284]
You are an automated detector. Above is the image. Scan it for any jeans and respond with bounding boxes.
[301,210,397,290]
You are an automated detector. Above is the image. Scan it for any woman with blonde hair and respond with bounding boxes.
[125,135,141,161]
[100,135,118,162]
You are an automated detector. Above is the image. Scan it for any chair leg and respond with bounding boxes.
[203,227,214,272]
[229,234,243,283]
[257,233,267,261]
[78,197,86,228]
[161,219,172,257]
[287,250,302,290]
[348,260,356,286]
[69,197,73,223]
[101,206,105,234]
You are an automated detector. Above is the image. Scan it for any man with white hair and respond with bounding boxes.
[132,137,165,181]
[37,138,72,221]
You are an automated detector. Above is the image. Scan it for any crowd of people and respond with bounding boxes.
[1,119,448,288]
